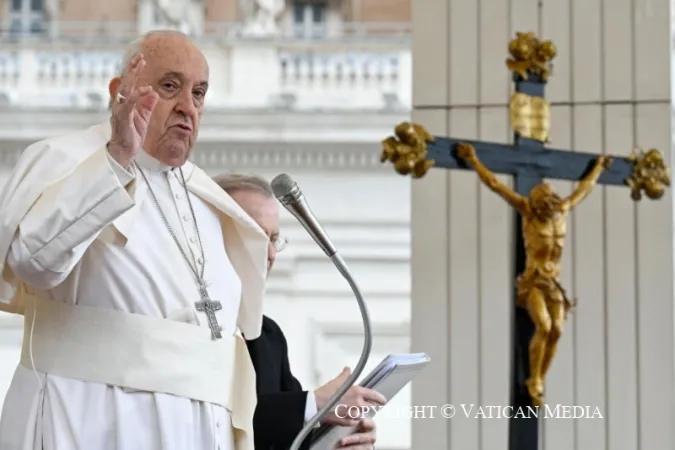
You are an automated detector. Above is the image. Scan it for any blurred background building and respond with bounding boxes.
[0,0,413,448]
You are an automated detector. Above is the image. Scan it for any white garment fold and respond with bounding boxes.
[0,126,268,450]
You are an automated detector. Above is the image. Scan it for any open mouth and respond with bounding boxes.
[173,124,192,132]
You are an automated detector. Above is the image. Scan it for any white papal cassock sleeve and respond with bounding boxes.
[7,145,136,289]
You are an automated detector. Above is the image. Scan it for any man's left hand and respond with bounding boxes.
[335,418,377,449]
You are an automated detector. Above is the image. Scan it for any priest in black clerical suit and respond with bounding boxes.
[245,315,386,450]
[245,315,314,450]
[215,173,385,450]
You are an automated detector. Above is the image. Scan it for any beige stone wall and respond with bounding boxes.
[346,0,410,22]
[409,0,674,449]
[59,0,137,21]
[205,0,239,23]
[13,0,409,30]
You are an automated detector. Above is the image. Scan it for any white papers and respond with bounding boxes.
[309,353,431,450]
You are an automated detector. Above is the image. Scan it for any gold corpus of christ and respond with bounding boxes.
[457,142,611,407]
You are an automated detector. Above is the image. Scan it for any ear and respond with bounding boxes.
[108,77,122,99]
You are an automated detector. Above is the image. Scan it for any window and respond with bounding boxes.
[9,0,46,36]
[292,0,327,38]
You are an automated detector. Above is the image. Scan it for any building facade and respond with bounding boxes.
[0,1,415,449]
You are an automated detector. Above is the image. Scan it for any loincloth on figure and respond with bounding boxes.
[516,270,575,316]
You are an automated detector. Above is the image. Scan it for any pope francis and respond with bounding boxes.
[0,31,269,450]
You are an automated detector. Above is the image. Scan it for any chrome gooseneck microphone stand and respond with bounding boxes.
[270,173,373,450]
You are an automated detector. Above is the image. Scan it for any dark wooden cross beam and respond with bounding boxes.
[380,31,671,450]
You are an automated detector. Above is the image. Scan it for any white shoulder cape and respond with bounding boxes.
[0,122,268,339]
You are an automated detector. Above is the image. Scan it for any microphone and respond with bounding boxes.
[271,173,373,450]
[271,173,337,258]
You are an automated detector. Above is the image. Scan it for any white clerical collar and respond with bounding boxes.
[134,148,173,173]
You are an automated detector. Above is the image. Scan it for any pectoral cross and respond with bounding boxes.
[195,282,223,340]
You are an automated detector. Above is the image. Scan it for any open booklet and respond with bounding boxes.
[309,352,431,450]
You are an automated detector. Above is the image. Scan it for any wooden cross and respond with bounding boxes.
[380,31,671,450]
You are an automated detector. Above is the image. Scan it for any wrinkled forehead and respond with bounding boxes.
[141,36,209,82]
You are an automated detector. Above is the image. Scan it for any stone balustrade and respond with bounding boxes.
[0,22,411,111]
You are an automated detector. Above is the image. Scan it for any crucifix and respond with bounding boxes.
[195,283,223,340]
[380,31,671,450]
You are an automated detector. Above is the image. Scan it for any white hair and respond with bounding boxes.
[108,29,194,108]
[118,29,193,77]
[212,174,275,198]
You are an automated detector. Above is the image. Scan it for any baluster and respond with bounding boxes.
[292,54,302,86]
[49,58,58,88]
[361,56,371,87]
[62,55,71,89]
[88,55,96,85]
[333,56,344,89]
[375,55,385,87]
[12,52,20,86]
[0,56,6,85]
[298,53,309,89]
[75,53,84,81]
[279,53,289,86]
[389,56,399,85]
[319,54,330,88]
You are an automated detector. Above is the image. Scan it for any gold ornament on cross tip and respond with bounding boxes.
[505,31,557,81]
[380,122,435,178]
[506,32,556,144]
[625,147,671,201]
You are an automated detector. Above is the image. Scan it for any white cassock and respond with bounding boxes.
[0,123,269,450]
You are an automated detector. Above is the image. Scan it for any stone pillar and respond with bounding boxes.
[409,0,675,449]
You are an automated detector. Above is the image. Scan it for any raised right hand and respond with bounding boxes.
[314,367,388,427]
[597,154,613,169]
[456,143,476,162]
[108,53,159,168]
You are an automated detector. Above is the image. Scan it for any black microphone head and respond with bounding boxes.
[271,173,301,203]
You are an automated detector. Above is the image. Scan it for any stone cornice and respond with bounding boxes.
[0,108,409,137]
[0,108,409,171]
[0,139,389,171]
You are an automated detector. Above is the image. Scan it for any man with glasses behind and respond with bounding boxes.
[213,174,385,450]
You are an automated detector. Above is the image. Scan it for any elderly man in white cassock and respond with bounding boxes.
[0,30,269,450]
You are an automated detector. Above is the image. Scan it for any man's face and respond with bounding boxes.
[230,190,280,275]
[110,34,209,167]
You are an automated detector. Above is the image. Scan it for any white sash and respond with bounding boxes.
[20,295,257,450]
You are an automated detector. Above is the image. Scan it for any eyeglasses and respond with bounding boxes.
[271,235,288,252]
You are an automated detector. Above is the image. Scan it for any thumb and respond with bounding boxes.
[337,366,351,379]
